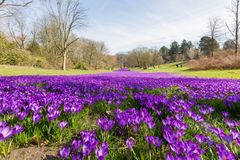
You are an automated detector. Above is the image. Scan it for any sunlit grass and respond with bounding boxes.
[138,63,240,79]
[0,65,109,76]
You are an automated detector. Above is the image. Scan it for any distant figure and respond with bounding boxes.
[176,64,179,68]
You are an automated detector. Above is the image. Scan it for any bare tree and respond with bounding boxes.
[207,17,222,57]
[8,13,27,49]
[0,0,32,18]
[47,0,86,70]
[150,48,163,68]
[116,53,127,68]
[227,0,240,56]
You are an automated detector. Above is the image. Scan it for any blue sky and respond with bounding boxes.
[8,0,231,54]
[78,0,231,53]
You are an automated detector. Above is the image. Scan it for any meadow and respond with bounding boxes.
[0,65,108,76]
[140,63,240,79]
[0,69,239,160]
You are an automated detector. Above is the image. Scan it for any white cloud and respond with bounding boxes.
[81,0,231,54]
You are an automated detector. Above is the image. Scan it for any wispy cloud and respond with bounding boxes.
[5,0,230,54]
[80,0,231,53]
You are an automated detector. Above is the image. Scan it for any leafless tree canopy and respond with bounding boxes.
[226,0,240,56]
[0,0,32,18]
[207,17,222,56]
[7,13,27,49]
[46,0,86,70]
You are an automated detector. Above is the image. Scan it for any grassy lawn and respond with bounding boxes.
[140,63,240,79]
[1,64,240,79]
[0,65,108,76]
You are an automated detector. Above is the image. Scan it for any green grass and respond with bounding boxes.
[1,64,240,79]
[0,65,108,76]
[140,63,240,79]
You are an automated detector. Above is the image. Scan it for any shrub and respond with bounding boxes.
[75,63,87,70]
[189,51,240,70]
[0,49,31,66]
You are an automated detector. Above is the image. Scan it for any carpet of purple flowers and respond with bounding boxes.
[0,71,240,159]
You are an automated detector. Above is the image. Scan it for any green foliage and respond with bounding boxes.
[26,41,41,55]
[199,36,219,56]
[0,140,13,157]
[0,34,31,66]
[223,40,235,50]
[75,63,87,70]
[168,41,180,62]
[0,35,15,50]
[169,41,180,55]
[180,40,192,61]
[0,49,31,65]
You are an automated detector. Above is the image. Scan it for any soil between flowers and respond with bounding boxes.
[3,146,58,160]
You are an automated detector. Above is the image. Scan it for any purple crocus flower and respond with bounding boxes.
[59,146,71,159]
[32,114,42,124]
[0,122,7,128]
[97,118,115,132]
[222,111,229,117]
[81,131,99,156]
[222,134,233,144]
[192,114,205,123]
[95,142,109,160]
[17,111,29,121]
[225,119,237,128]
[176,129,186,138]
[58,121,68,129]
[146,135,154,144]
[71,139,82,151]
[0,125,13,141]
[146,121,156,129]
[207,139,215,147]
[163,126,177,144]
[47,110,61,122]
[170,140,187,155]
[126,138,135,150]
[12,124,24,135]
[72,153,83,160]
[230,130,239,140]
[174,121,188,130]
[166,151,175,160]
[146,135,162,148]
[215,144,237,160]
[236,138,240,146]
[195,134,207,144]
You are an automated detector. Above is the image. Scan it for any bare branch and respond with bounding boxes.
[226,23,235,36]
[227,0,240,56]
[0,0,32,8]
[39,0,87,70]
[0,0,32,18]
[0,0,5,6]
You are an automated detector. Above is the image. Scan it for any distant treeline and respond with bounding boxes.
[116,38,236,69]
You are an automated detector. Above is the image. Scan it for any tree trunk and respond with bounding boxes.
[62,52,67,71]
[211,38,214,57]
[236,0,239,56]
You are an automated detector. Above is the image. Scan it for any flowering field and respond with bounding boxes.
[0,71,240,160]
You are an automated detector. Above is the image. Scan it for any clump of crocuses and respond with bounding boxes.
[59,130,109,160]
[146,135,163,148]
[97,118,115,131]
[0,122,24,141]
